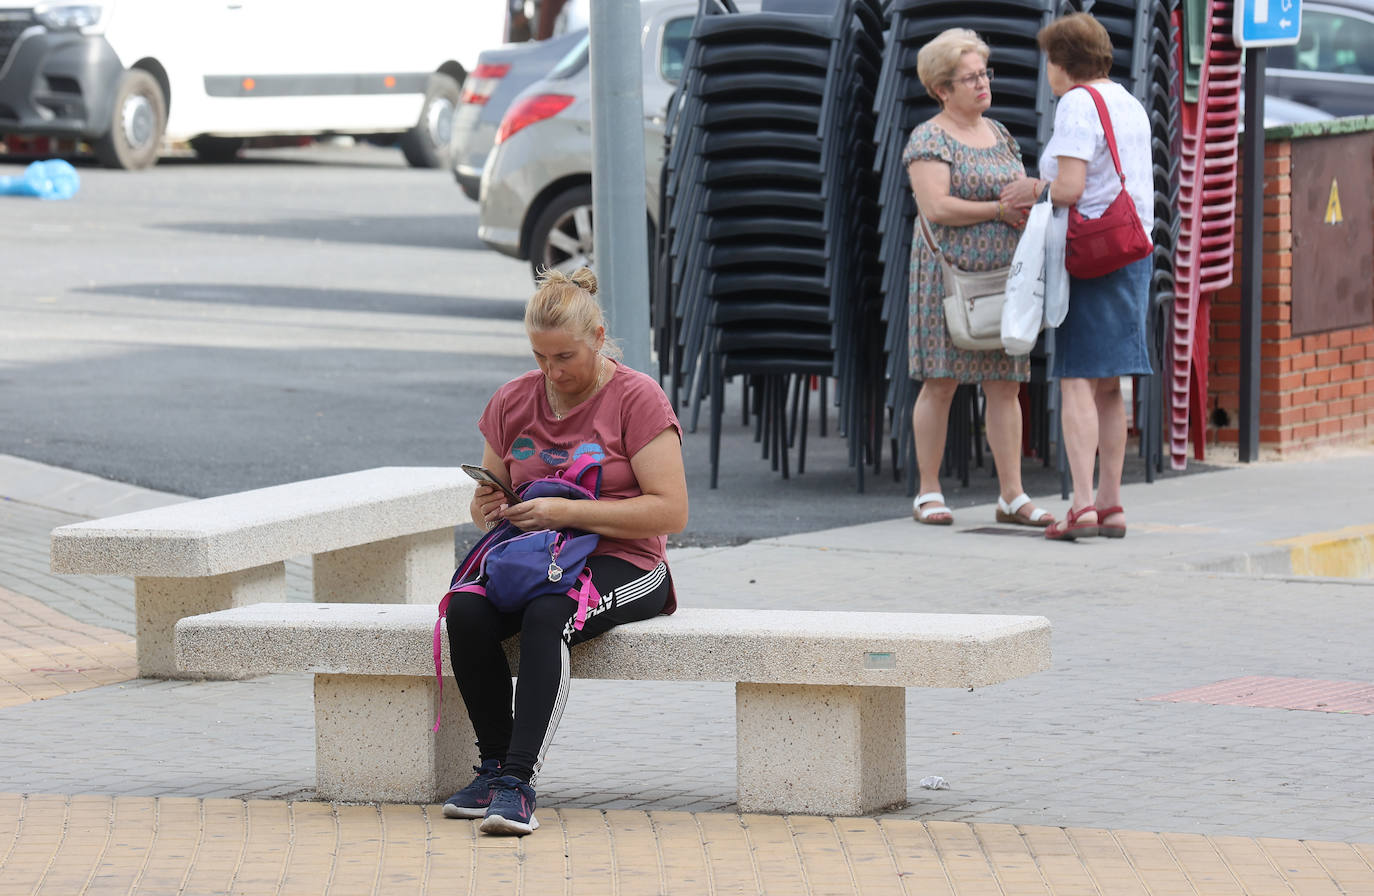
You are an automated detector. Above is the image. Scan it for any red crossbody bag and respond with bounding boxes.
[1064,85,1153,279]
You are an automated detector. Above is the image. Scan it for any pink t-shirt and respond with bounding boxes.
[478,360,683,578]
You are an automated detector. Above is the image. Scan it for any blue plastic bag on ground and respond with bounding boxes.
[0,159,80,200]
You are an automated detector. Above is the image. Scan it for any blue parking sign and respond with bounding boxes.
[1233,0,1303,47]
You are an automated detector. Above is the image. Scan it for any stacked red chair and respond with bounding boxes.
[1169,0,1242,469]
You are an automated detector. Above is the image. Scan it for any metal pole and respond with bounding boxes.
[1238,48,1266,462]
[588,0,652,372]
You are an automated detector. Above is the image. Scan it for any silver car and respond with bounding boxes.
[1266,0,1374,118]
[477,0,696,278]
[450,29,588,201]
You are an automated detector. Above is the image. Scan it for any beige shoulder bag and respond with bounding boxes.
[918,212,1010,352]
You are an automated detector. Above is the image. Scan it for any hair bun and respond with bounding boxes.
[569,267,598,295]
[536,266,598,295]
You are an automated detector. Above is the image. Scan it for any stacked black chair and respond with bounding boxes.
[873,0,1055,495]
[658,0,885,487]
[652,0,1191,494]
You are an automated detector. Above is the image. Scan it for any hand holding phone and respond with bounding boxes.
[461,464,521,505]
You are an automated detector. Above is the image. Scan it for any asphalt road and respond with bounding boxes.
[0,142,1189,546]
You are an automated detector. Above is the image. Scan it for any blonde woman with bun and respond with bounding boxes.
[442,267,688,836]
[904,27,1052,529]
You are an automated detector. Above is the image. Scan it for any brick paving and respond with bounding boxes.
[2,794,1372,896]
[1,452,1373,893]
[0,586,136,708]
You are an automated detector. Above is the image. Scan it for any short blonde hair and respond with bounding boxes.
[525,267,622,358]
[916,28,991,105]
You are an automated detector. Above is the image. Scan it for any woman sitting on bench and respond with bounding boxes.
[442,267,689,836]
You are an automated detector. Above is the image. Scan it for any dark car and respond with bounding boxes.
[450,29,588,201]
[1267,0,1374,117]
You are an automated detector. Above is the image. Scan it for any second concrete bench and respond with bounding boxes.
[175,602,1052,816]
[50,467,475,677]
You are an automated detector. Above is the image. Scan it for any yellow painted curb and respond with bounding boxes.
[1269,524,1374,579]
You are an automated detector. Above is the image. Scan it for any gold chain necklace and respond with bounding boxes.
[546,357,607,420]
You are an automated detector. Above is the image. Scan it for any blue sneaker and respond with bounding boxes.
[442,759,502,819]
[479,775,540,835]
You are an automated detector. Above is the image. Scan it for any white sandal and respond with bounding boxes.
[996,493,1054,528]
[913,492,953,526]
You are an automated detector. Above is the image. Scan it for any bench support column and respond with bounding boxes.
[312,528,454,604]
[736,683,907,816]
[314,674,477,803]
[135,563,285,678]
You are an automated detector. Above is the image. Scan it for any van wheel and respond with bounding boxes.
[528,184,594,280]
[399,73,461,168]
[190,136,245,163]
[93,69,166,170]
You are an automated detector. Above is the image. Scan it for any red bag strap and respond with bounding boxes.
[1072,85,1127,186]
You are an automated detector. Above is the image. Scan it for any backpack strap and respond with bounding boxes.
[569,568,599,631]
[433,579,488,732]
[434,518,514,732]
[560,454,603,497]
[451,519,514,585]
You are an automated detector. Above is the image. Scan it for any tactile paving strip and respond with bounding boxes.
[1147,676,1374,715]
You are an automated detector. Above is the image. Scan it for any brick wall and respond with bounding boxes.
[1206,136,1374,454]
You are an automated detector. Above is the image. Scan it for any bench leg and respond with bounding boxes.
[314,674,478,804]
[736,683,907,816]
[312,527,454,604]
[136,563,285,679]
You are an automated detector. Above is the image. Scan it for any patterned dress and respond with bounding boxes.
[903,118,1031,383]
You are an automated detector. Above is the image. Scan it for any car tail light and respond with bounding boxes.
[459,62,511,106]
[494,94,574,144]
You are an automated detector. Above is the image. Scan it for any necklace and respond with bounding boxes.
[546,356,608,420]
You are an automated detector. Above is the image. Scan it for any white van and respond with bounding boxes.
[0,0,507,169]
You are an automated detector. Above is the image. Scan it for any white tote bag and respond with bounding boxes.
[1001,194,1051,355]
[1044,204,1070,328]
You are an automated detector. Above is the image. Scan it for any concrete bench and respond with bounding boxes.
[174,602,1051,816]
[51,468,475,678]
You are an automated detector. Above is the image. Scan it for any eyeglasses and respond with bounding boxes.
[951,68,994,88]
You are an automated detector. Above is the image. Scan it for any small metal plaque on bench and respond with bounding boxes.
[864,652,896,670]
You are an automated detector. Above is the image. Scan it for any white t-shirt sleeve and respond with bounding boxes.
[1046,88,1101,163]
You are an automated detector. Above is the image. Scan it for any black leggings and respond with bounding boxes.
[446,554,671,784]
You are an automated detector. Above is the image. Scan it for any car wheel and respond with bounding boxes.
[529,184,594,280]
[93,69,166,170]
[399,73,461,169]
[189,135,245,163]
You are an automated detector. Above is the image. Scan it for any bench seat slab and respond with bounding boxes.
[137,563,286,678]
[737,683,906,815]
[312,527,455,605]
[315,674,477,803]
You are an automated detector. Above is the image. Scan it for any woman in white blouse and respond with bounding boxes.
[1017,12,1154,541]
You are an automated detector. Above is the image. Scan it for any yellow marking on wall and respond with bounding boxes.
[1325,178,1343,225]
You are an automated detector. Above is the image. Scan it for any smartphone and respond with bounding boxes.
[461,464,522,505]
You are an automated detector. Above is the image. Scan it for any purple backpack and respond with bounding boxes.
[432,455,603,729]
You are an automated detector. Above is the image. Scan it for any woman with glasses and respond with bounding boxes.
[903,28,1052,529]
[1031,13,1154,541]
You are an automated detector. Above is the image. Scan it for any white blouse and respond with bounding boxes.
[1040,80,1154,236]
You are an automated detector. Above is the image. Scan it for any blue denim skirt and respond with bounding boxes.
[1052,255,1154,379]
